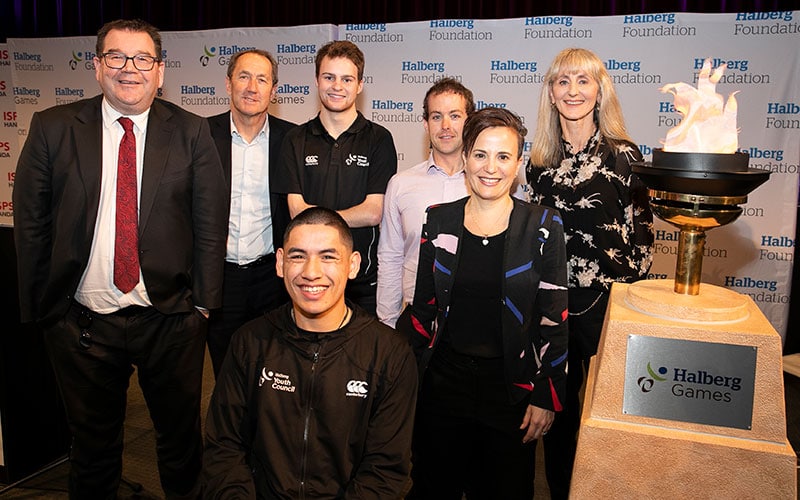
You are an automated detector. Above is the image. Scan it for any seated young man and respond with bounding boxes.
[202,207,417,499]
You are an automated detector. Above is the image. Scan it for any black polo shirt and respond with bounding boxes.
[275,112,397,282]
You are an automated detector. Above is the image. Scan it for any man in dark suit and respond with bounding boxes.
[206,49,296,377]
[12,19,227,499]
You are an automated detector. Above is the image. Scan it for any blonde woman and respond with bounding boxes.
[527,47,654,499]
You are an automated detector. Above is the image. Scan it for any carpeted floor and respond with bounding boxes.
[1,350,798,499]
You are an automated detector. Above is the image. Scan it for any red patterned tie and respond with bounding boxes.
[114,117,140,293]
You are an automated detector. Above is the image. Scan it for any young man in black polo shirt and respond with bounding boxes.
[275,40,397,315]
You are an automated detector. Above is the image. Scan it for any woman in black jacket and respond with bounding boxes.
[401,107,568,500]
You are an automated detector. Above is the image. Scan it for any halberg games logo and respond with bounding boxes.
[637,362,667,392]
[637,361,742,402]
[199,44,256,67]
[199,46,216,67]
[68,50,97,70]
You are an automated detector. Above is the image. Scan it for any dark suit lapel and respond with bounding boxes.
[209,112,233,189]
[139,100,175,233]
[74,96,104,239]
[268,114,282,180]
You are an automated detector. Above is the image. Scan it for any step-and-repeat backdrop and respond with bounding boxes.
[1,12,797,339]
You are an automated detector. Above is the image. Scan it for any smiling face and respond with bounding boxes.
[464,127,522,202]
[276,223,360,332]
[94,29,164,115]
[315,56,363,114]
[549,70,600,124]
[423,91,468,158]
[226,52,276,121]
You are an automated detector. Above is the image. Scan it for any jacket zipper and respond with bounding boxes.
[299,344,320,500]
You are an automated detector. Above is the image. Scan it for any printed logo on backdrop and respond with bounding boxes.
[68,49,97,71]
[400,59,463,86]
[273,82,310,106]
[604,59,661,86]
[1,110,13,128]
[370,99,422,125]
[12,50,54,72]
[344,24,404,43]
[691,57,769,85]
[489,59,544,85]
[621,13,697,38]
[272,44,314,106]
[0,140,11,159]
[623,335,756,430]
[13,86,41,106]
[764,101,800,132]
[54,87,85,105]
[755,234,795,263]
[0,197,11,218]
[725,272,791,305]
[199,44,255,68]
[743,145,797,176]
[734,11,799,36]
[523,16,593,40]
[653,229,728,261]
[429,19,492,41]
[179,84,228,107]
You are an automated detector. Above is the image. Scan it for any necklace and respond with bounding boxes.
[468,198,510,246]
[291,306,351,331]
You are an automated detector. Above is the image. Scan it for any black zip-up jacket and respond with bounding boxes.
[203,302,418,499]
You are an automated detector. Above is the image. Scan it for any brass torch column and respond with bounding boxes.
[649,190,746,297]
[674,227,705,295]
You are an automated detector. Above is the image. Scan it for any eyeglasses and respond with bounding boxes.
[101,52,160,71]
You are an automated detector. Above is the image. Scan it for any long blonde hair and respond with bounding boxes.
[530,48,634,167]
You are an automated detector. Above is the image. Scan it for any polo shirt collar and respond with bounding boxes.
[310,111,368,138]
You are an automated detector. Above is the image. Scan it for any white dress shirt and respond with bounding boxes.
[75,98,152,313]
[376,154,468,327]
[226,115,273,265]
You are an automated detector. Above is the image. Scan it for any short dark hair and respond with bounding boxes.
[315,41,365,81]
[422,78,475,120]
[96,19,162,60]
[226,49,279,85]
[284,207,354,251]
[462,107,528,158]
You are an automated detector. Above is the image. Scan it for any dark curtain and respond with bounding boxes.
[2,0,797,40]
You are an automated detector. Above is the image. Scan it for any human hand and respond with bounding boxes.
[520,404,554,443]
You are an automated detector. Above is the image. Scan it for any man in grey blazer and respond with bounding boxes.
[206,49,296,377]
[13,19,227,499]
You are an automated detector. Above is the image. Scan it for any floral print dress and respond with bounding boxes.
[527,130,654,293]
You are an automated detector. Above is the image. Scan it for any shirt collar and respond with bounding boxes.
[229,113,270,140]
[101,97,150,132]
[310,111,367,138]
[427,152,465,177]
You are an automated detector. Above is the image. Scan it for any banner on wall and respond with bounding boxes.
[157,25,335,122]
[350,13,798,338]
[0,44,15,229]
[5,12,798,338]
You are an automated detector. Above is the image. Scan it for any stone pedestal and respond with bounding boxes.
[570,280,796,499]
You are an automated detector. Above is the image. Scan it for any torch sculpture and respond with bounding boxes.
[633,59,770,295]
[569,60,795,499]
